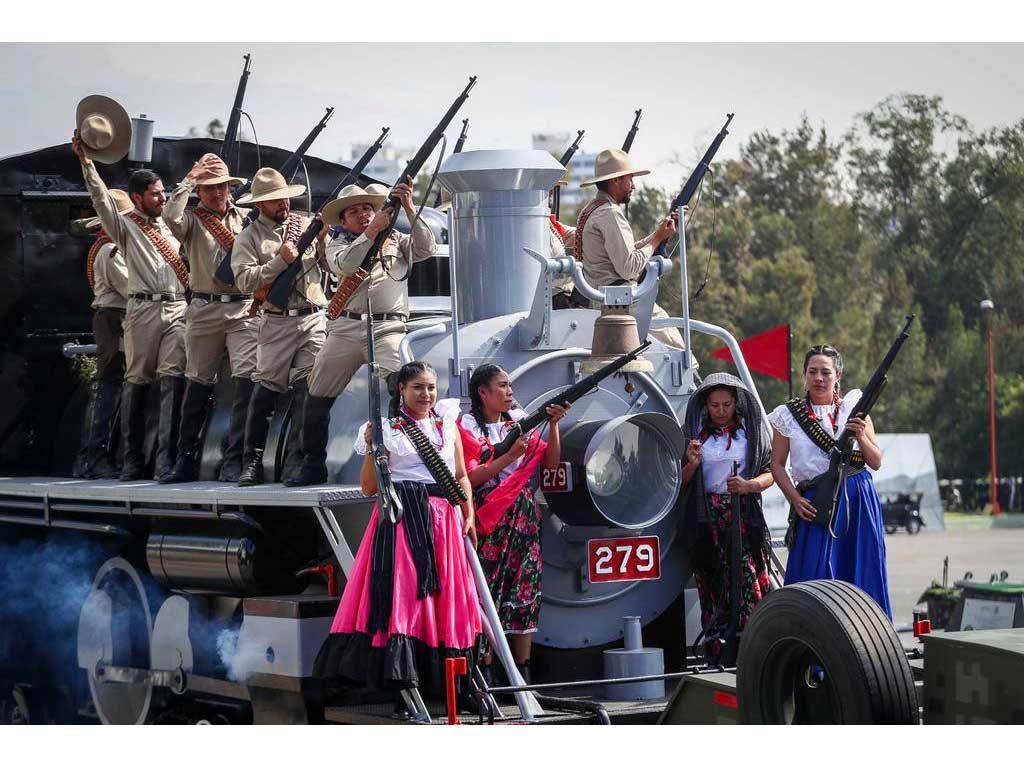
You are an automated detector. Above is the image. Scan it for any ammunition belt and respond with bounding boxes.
[126,212,190,291]
[86,232,114,290]
[193,207,237,255]
[394,414,468,507]
[574,197,608,263]
[784,397,864,469]
[249,213,305,317]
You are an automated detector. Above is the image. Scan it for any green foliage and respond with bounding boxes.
[637,94,1024,480]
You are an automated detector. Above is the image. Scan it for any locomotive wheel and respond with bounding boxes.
[77,557,159,725]
[736,579,917,724]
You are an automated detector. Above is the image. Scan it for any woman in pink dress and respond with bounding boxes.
[313,361,482,697]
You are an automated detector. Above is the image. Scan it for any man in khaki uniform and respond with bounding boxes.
[73,190,132,479]
[286,178,436,486]
[159,154,257,484]
[577,148,685,350]
[73,127,187,481]
[231,168,327,486]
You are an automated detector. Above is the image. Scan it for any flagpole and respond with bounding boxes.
[787,323,793,399]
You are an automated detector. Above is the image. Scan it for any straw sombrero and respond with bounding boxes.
[235,168,305,206]
[193,153,246,187]
[322,183,388,226]
[76,95,132,165]
[579,148,650,187]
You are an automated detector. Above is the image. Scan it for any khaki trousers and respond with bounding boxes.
[124,298,186,384]
[255,311,326,393]
[184,297,258,385]
[307,317,404,399]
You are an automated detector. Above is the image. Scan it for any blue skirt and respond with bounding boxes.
[784,470,893,620]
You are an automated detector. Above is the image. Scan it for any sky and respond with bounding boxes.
[3,42,1023,191]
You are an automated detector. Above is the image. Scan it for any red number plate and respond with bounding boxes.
[587,536,661,583]
[540,462,572,493]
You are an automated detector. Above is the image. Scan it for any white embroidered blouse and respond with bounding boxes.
[699,424,748,494]
[767,389,866,483]
[458,408,529,490]
[355,398,460,484]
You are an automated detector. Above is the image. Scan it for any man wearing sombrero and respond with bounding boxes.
[159,154,256,484]
[231,168,328,486]
[73,95,189,482]
[577,148,686,350]
[285,178,436,487]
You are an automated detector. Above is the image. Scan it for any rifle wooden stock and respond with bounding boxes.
[325,267,370,319]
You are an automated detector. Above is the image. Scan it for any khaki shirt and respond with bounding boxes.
[327,219,436,316]
[91,241,128,310]
[579,190,656,288]
[161,176,249,294]
[82,162,183,296]
[231,212,326,311]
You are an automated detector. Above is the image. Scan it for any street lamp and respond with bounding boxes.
[980,299,1001,516]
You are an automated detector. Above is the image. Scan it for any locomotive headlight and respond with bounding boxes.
[547,412,682,530]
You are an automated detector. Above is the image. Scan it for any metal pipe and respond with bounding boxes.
[678,205,692,365]
[62,342,97,357]
[506,348,590,382]
[533,694,610,725]
[399,322,448,366]
[447,207,462,395]
[981,300,1000,515]
[486,667,736,694]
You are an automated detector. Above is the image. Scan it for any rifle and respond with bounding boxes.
[483,341,652,463]
[808,315,916,531]
[433,118,469,207]
[655,112,734,257]
[214,106,336,285]
[367,289,403,525]
[262,126,391,310]
[326,76,477,320]
[621,109,642,152]
[719,460,742,667]
[552,129,584,221]
[221,53,251,175]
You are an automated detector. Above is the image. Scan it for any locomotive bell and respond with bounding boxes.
[583,306,653,373]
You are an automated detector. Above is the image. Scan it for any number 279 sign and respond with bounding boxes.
[587,536,661,583]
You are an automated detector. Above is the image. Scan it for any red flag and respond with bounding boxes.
[710,323,791,383]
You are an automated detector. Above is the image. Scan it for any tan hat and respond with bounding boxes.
[76,95,132,165]
[579,148,650,187]
[193,153,246,187]
[434,188,453,212]
[81,188,134,229]
[322,184,388,225]
[235,167,306,206]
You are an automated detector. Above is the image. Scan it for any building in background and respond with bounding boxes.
[345,142,418,185]
[532,132,596,211]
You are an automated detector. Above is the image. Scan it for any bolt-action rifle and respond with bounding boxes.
[214,107,336,285]
[325,76,477,321]
[621,108,642,152]
[366,288,403,525]
[220,53,251,175]
[552,129,584,221]
[432,118,469,207]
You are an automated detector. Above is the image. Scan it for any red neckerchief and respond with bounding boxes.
[549,215,566,241]
[699,423,742,451]
[806,392,841,435]
[394,406,445,447]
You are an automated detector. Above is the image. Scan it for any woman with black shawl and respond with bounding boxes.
[681,372,774,660]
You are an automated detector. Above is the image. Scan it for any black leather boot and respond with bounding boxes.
[154,375,185,480]
[283,394,335,486]
[83,380,122,479]
[159,380,214,484]
[237,383,277,487]
[279,380,308,482]
[119,382,150,481]
[217,377,254,482]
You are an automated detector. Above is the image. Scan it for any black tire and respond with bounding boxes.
[905,517,922,535]
[884,525,898,535]
[737,579,917,724]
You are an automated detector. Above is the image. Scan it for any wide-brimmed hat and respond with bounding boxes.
[76,95,132,165]
[81,188,134,229]
[579,148,650,187]
[235,168,306,206]
[193,153,246,187]
[434,187,453,212]
[322,183,388,225]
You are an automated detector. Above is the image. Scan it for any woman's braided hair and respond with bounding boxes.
[467,363,511,431]
[388,360,437,418]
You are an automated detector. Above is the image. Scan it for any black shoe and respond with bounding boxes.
[82,381,122,479]
[154,375,185,480]
[237,383,277,487]
[119,382,150,481]
[217,377,254,482]
[283,394,334,487]
[159,380,214,484]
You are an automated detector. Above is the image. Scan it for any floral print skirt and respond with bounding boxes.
[476,487,542,634]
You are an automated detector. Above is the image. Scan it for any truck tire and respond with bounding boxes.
[736,579,917,724]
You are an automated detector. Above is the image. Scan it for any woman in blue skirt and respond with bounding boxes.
[768,344,892,619]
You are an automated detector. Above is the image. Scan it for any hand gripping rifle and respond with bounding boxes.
[552,129,584,222]
[262,126,391,310]
[325,76,477,320]
[720,460,742,667]
[366,288,403,525]
[214,107,336,284]
[433,118,469,207]
[808,315,916,532]
[654,112,734,257]
[483,341,652,463]
[221,53,252,175]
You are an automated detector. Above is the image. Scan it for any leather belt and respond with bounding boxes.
[263,305,323,318]
[337,311,407,323]
[192,292,252,303]
[130,292,185,302]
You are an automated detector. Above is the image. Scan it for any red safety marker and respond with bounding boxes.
[913,617,932,637]
[445,656,468,725]
[712,690,738,709]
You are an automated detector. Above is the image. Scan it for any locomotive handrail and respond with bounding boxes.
[398,322,449,366]
[522,248,671,306]
[62,342,97,357]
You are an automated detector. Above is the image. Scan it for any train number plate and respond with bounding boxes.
[540,462,572,493]
[587,536,661,583]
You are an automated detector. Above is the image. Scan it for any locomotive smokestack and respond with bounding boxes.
[128,113,154,164]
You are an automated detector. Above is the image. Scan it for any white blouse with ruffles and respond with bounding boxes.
[768,389,866,483]
[458,408,529,490]
[699,426,748,494]
[355,398,460,484]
